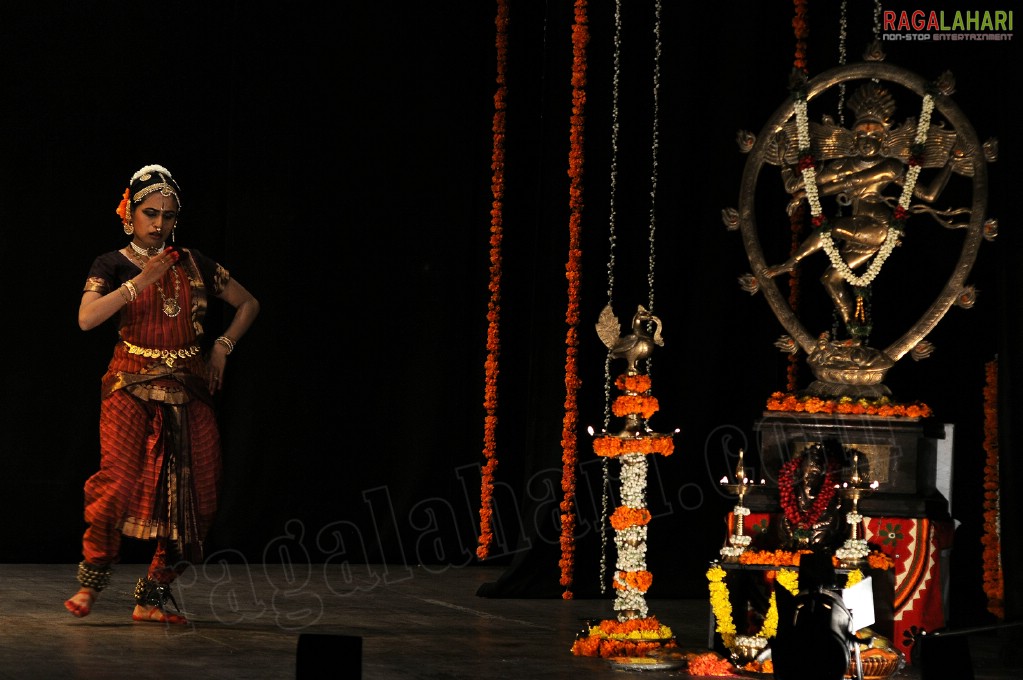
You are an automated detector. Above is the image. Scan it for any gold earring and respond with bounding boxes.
[123,221,134,235]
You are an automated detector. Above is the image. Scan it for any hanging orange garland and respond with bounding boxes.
[559,0,589,599]
[980,358,1003,619]
[792,0,809,74]
[784,0,810,393]
[477,0,510,561]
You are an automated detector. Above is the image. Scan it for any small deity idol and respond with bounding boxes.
[777,442,844,551]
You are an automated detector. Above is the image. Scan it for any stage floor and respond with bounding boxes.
[0,564,1016,679]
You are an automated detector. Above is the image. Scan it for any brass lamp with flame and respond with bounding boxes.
[719,449,765,561]
[835,449,880,567]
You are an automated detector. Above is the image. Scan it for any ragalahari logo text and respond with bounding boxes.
[883,9,1013,41]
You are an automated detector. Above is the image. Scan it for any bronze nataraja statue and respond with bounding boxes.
[729,50,997,399]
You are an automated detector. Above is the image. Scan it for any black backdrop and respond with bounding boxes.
[2,1,1019,626]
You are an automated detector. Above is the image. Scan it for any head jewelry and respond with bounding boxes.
[129,164,182,209]
[117,164,182,235]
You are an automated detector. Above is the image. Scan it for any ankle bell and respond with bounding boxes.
[76,561,113,591]
[133,577,180,612]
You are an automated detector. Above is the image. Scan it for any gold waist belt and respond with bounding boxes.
[122,340,202,362]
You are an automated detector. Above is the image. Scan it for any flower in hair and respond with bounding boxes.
[116,187,130,225]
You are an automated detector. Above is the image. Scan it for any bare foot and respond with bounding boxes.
[64,587,97,618]
[132,604,188,625]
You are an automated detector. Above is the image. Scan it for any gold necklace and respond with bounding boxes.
[125,248,182,318]
[159,267,182,317]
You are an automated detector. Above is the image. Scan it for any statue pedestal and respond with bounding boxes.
[752,413,951,518]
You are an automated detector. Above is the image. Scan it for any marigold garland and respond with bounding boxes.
[709,564,868,649]
[569,637,672,658]
[570,615,676,658]
[595,616,670,638]
[477,0,510,562]
[687,652,739,676]
[791,0,809,74]
[739,549,810,567]
[774,567,800,595]
[593,435,674,458]
[614,570,653,592]
[610,506,652,531]
[616,373,651,393]
[760,590,780,639]
[738,548,894,571]
[558,0,589,599]
[980,358,1003,619]
[865,550,896,571]
[784,0,810,393]
[596,372,675,627]
[612,394,659,419]
[767,391,932,418]
[706,565,738,647]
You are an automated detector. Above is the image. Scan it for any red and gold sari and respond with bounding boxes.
[81,248,230,580]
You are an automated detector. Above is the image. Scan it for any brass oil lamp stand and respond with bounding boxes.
[835,449,879,567]
[719,449,764,562]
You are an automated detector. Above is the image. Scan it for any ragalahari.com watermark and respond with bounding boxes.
[882,9,1013,41]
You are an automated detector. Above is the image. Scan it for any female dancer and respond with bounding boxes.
[64,164,259,623]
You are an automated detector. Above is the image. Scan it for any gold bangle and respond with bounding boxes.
[119,281,137,303]
[215,335,236,355]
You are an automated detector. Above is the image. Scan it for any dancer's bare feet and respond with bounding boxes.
[132,604,188,625]
[64,587,97,618]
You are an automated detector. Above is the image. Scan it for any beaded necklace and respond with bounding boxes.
[129,241,165,258]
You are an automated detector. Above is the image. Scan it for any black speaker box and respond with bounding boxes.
[296,633,362,679]
[916,629,973,680]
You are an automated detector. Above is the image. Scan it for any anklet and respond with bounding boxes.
[77,561,112,591]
